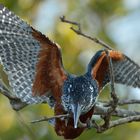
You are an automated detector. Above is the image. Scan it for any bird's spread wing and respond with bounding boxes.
[0,5,67,104]
[87,50,140,91]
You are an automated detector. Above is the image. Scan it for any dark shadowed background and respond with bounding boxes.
[0,0,140,140]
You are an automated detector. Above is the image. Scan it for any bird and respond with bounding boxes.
[0,4,140,139]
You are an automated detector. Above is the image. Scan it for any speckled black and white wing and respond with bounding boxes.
[0,5,52,104]
[112,55,140,88]
[88,50,140,91]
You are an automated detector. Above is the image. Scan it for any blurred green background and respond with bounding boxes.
[0,0,140,140]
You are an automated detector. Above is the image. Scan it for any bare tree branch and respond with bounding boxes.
[118,99,140,105]
[91,115,140,133]
[94,104,140,117]
[102,99,140,107]
[0,88,27,111]
[60,16,113,50]
[97,50,118,129]
[109,115,140,128]
[30,103,140,130]
[106,51,118,106]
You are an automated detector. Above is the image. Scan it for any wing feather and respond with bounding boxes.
[0,5,67,105]
[112,55,140,88]
[87,50,140,91]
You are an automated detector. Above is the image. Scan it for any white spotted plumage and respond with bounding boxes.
[0,4,52,105]
[61,75,99,114]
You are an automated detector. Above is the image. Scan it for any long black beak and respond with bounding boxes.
[71,103,81,128]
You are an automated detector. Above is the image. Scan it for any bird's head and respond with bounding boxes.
[61,75,98,128]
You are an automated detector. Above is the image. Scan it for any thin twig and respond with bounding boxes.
[105,50,118,108]
[0,84,15,100]
[109,115,140,128]
[94,105,140,117]
[98,50,118,129]
[118,99,140,105]
[0,88,27,111]
[60,16,113,50]
[60,16,81,30]
[102,99,140,107]
[16,112,37,140]
[91,115,140,133]
[31,114,70,123]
